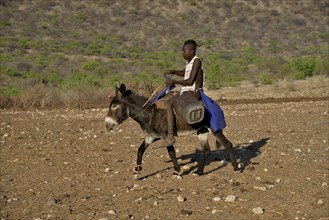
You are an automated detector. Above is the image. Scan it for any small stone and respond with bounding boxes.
[264,168,268,172]
[180,209,192,215]
[211,209,219,214]
[255,177,261,181]
[322,183,328,187]
[176,175,182,180]
[177,195,186,202]
[212,197,221,202]
[104,168,111,173]
[98,218,109,220]
[153,201,159,206]
[225,195,236,202]
[252,207,264,214]
[254,186,267,191]
[156,174,162,178]
[294,149,302,153]
[182,165,190,170]
[276,179,281,183]
[317,199,324,206]
[246,165,255,171]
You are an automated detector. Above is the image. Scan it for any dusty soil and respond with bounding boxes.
[1,78,329,220]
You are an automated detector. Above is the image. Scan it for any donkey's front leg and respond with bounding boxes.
[166,145,180,172]
[134,136,158,174]
[135,141,149,174]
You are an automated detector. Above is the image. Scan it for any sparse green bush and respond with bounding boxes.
[18,38,36,49]
[1,67,15,76]
[257,72,274,85]
[0,86,21,96]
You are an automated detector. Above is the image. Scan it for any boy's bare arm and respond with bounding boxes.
[172,70,185,77]
[167,59,201,86]
[164,69,185,77]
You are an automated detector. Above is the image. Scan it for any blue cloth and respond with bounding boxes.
[149,76,175,106]
[199,90,226,132]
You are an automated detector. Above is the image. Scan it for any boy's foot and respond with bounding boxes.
[164,134,175,145]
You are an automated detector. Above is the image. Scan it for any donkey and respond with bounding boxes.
[105,84,240,177]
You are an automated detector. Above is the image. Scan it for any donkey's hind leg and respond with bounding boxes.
[195,129,211,175]
[215,130,240,171]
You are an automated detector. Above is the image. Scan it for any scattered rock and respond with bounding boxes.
[180,209,192,216]
[182,165,190,170]
[104,168,111,173]
[317,199,324,206]
[246,165,255,171]
[253,186,267,191]
[211,209,220,214]
[252,207,264,214]
[153,201,159,206]
[177,195,186,202]
[225,195,236,202]
[321,182,327,187]
[212,197,221,202]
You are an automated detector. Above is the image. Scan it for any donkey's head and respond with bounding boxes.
[105,84,131,130]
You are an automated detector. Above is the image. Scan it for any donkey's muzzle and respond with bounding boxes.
[105,117,118,130]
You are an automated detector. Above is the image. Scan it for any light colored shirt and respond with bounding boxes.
[180,55,204,93]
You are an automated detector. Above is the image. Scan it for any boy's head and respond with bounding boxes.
[183,39,199,52]
[182,39,201,60]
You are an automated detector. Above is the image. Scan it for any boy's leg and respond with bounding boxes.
[164,106,175,145]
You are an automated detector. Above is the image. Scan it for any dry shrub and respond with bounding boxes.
[60,88,110,109]
[18,85,47,109]
[0,95,12,108]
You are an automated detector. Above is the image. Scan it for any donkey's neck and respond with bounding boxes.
[124,93,153,128]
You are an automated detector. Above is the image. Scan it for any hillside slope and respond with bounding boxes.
[0,0,328,107]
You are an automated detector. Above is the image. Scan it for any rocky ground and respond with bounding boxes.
[1,77,328,220]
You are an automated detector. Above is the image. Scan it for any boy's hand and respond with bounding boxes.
[164,70,174,76]
[166,79,175,86]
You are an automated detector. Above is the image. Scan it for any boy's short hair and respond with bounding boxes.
[183,39,202,51]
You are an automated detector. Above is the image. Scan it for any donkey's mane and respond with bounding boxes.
[127,91,149,107]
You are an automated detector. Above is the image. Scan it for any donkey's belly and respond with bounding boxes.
[176,130,197,137]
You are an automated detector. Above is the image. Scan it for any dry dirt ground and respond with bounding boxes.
[1,78,329,220]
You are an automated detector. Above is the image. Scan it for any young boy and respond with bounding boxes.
[161,39,204,145]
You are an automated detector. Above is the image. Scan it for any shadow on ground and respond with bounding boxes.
[136,138,270,180]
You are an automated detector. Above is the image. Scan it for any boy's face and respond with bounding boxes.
[182,45,194,61]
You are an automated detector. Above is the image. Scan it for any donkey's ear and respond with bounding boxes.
[119,84,126,94]
[115,84,126,96]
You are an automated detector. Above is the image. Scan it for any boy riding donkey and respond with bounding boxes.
[156,39,230,149]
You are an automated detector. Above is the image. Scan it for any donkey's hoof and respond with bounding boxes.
[234,167,242,173]
[135,165,142,172]
[193,170,204,176]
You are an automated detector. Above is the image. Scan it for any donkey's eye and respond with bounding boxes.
[111,103,120,109]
